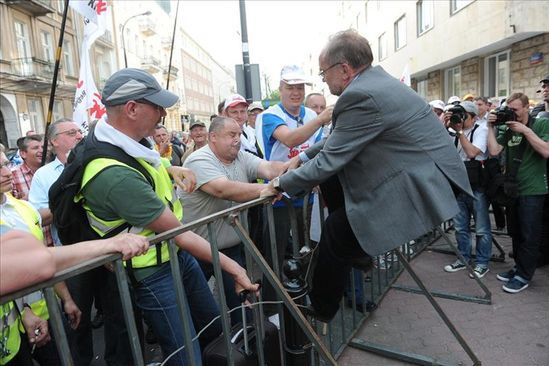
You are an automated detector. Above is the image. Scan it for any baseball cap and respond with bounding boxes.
[189,120,206,129]
[429,100,445,111]
[540,75,549,83]
[447,96,461,105]
[247,101,264,112]
[462,93,475,101]
[280,64,312,85]
[460,101,478,115]
[102,68,178,108]
[223,94,249,111]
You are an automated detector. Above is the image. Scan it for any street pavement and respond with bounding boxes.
[338,230,549,366]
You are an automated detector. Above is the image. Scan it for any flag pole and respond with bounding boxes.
[162,0,180,125]
[41,0,70,166]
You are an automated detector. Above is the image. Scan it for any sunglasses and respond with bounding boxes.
[134,99,163,110]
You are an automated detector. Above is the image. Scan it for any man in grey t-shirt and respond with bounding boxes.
[179,116,294,323]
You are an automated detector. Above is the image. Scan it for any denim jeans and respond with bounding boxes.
[507,195,545,282]
[134,251,221,366]
[198,244,245,325]
[453,190,493,266]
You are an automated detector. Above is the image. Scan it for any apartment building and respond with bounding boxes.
[337,0,547,103]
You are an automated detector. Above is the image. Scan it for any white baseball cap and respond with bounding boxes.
[280,65,312,85]
[429,100,445,111]
[223,94,249,111]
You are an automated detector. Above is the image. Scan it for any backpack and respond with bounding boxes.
[48,132,154,245]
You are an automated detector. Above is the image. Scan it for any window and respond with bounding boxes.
[40,31,54,62]
[14,21,32,75]
[484,50,510,98]
[97,47,113,83]
[417,0,434,36]
[416,79,428,99]
[444,66,461,100]
[53,100,64,122]
[450,0,473,14]
[378,33,388,61]
[394,15,407,50]
[27,98,45,134]
[63,40,75,76]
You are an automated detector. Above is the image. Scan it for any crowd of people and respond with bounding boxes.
[1,29,548,365]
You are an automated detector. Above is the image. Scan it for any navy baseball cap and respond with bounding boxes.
[102,68,178,108]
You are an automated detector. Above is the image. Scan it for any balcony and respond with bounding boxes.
[98,30,114,46]
[163,65,179,79]
[141,56,162,73]
[139,18,156,36]
[6,0,54,16]
[11,57,55,79]
[161,37,172,50]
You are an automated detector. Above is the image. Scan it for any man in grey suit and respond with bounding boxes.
[261,30,471,321]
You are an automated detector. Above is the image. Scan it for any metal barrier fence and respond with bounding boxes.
[0,195,479,365]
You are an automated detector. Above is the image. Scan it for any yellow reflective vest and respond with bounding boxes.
[79,158,182,268]
[1,195,49,321]
[0,302,20,365]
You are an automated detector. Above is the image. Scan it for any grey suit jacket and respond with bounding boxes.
[279,66,471,256]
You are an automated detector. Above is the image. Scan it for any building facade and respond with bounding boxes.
[337,0,548,103]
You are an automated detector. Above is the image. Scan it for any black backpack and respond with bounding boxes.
[48,133,154,245]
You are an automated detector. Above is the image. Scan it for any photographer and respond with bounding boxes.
[487,92,549,293]
[443,102,492,278]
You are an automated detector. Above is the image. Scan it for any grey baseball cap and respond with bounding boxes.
[461,101,478,115]
[101,68,179,108]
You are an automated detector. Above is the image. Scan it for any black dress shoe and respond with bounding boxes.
[350,255,373,272]
[91,312,104,329]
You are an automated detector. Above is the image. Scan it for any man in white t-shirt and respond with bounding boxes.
[178,116,293,323]
[443,101,492,278]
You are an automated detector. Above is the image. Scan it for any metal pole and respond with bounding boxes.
[238,0,252,102]
[41,0,69,166]
[121,11,152,68]
[162,0,180,125]
[44,287,73,366]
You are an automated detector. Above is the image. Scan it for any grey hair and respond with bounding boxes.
[321,29,373,69]
[20,135,43,151]
[47,118,75,142]
[209,116,233,134]
[0,143,4,153]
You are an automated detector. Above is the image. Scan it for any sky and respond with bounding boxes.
[178,0,342,95]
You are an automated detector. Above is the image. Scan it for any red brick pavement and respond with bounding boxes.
[338,232,549,366]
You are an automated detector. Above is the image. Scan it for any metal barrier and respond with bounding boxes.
[0,195,482,365]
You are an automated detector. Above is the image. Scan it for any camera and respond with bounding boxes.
[448,105,466,125]
[492,106,517,125]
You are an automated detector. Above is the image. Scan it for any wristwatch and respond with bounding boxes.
[272,177,283,192]
[456,130,463,137]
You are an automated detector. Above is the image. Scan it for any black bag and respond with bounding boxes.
[48,133,154,245]
[486,173,520,207]
[202,320,281,366]
[464,160,483,188]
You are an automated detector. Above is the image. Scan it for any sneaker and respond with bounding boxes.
[469,265,490,279]
[502,277,529,293]
[496,269,515,282]
[444,260,466,273]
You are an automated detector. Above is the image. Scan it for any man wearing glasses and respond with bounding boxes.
[76,68,258,365]
[261,30,471,322]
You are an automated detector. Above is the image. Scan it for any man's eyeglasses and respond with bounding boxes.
[318,62,343,78]
[56,129,82,137]
[134,99,163,111]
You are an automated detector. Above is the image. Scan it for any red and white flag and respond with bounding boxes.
[400,63,411,87]
[70,0,108,134]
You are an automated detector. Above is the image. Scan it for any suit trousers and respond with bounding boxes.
[310,207,369,320]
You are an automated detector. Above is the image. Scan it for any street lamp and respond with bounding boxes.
[121,11,151,68]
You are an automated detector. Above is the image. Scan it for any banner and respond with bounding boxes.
[70,0,108,133]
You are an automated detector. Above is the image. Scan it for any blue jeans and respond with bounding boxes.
[134,251,221,366]
[198,244,246,325]
[344,269,364,304]
[507,195,545,282]
[453,190,492,266]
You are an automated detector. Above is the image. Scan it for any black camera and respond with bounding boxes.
[492,106,517,125]
[448,105,466,125]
